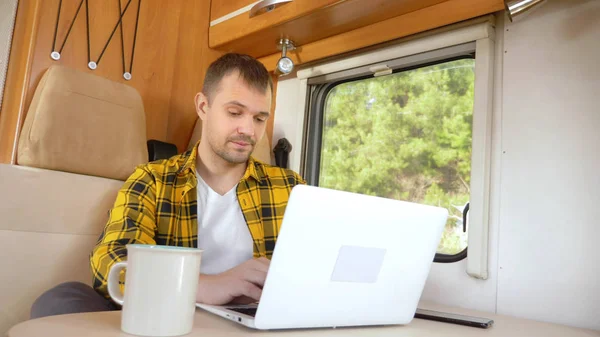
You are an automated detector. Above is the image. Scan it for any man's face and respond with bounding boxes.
[196,72,271,164]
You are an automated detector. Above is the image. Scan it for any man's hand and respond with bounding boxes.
[196,257,270,305]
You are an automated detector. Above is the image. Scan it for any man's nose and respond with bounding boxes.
[236,115,255,136]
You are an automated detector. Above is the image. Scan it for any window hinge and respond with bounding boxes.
[369,64,392,77]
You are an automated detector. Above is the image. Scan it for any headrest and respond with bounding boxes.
[17,65,147,180]
[187,119,273,165]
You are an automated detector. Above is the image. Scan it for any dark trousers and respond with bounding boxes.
[30,282,120,319]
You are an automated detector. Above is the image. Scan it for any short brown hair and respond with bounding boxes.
[202,53,273,104]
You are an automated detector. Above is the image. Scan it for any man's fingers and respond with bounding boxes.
[250,257,270,273]
[239,280,262,302]
[256,257,270,265]
[230,295,258,305]
[242,268,267,287]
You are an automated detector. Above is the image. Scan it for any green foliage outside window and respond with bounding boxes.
[318,59,475,255]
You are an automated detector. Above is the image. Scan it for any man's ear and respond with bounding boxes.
[195,92,210,121]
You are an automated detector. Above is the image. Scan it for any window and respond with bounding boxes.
[303,46,477,262]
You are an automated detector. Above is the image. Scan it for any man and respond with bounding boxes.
[30,53,305,318]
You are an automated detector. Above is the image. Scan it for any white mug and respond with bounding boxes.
[107,244,203,337]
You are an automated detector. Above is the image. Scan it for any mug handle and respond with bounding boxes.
[107,261,127,306]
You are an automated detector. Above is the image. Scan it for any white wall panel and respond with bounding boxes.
[498,0,600,330]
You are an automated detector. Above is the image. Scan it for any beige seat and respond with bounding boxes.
[0,65,147,335]
[17,65,147,180]
[187,118,273,165]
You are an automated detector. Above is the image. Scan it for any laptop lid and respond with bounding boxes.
[254,184,448,330]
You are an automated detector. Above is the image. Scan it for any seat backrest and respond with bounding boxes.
[0,65,148,335]
[0,164,123,335]
[187,118,273,165]
[17,65,147,180]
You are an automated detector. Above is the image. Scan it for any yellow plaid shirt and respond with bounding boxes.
[90,142,305,298]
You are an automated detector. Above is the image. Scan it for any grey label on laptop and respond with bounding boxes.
[330,245,387,283]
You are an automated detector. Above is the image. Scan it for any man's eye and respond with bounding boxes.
[229,110,241,116]
[256,117,266,123]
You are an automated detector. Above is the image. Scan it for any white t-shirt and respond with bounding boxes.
[196,171,254,275]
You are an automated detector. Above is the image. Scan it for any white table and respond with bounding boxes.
[7,302,599,337]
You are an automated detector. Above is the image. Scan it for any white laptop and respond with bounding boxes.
[196,184,448,330]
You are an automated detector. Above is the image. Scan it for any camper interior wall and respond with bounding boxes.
[273,0,600,331]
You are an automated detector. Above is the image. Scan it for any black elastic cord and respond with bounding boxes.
[85,0,90,62]
[129,0,142,74]
[51,0,63,53]
[50,0,142,74]
[95,0,134,66]
[117,0,126,74]
[57,0,85,54]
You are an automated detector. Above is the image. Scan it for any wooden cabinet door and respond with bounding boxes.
[208,0,448,58]
[210,0,258,22]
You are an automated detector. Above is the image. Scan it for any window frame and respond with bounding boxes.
[292,21,495,278]
[303,51,476,263]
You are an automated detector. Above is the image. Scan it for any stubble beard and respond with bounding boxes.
[210,135,255,164]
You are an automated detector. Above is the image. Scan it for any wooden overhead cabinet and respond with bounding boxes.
[209,0,506,71]
[208,0,450,58]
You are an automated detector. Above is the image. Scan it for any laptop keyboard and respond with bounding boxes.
[227,307,257,317]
